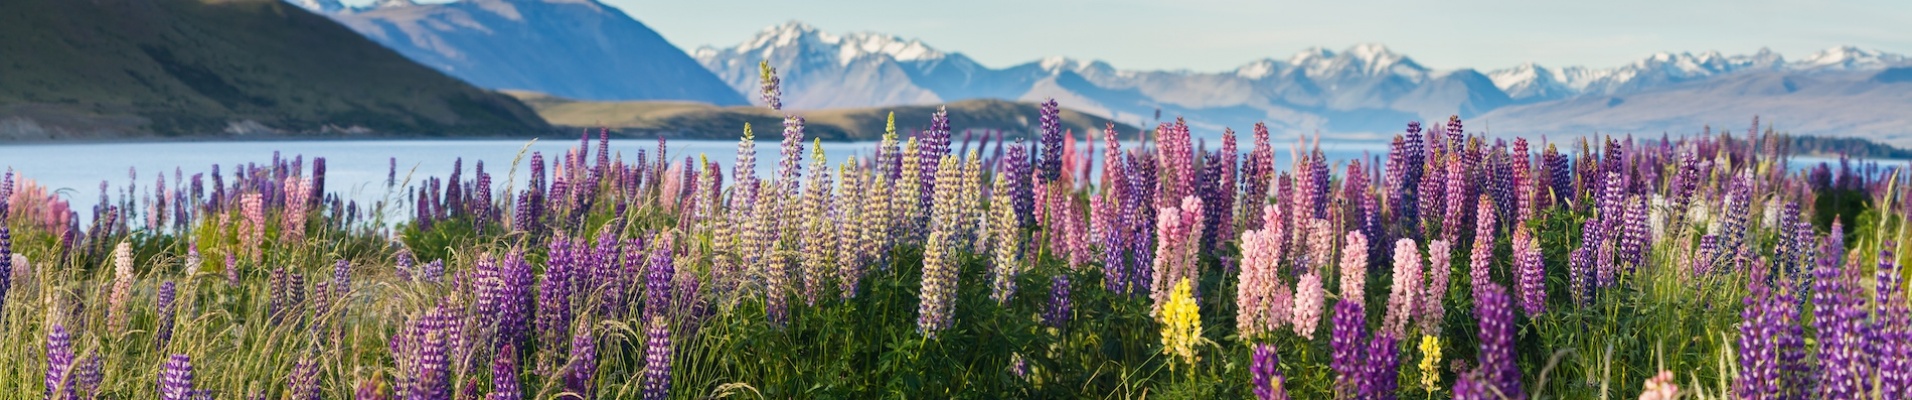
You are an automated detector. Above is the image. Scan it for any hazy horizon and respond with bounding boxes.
[341,0,1912,72]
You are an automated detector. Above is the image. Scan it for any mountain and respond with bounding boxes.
[0,0,547,141]
[508,91,1140,141]
[324,0,747,105]
[697,21,1912,142]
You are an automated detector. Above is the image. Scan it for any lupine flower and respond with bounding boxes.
[1037,99,1064,182]
[1152,196,1204,313]
[160,354,194,400]
[1419,334,1443,394]
[1813,236,1866,398]
[240,192,265,261]
[158,281,178,349]
[643,315,672,400]
[108,241,134,332]
[758,60,781,110]
[1159,277,1202,368]
[1473,283,1524,399]
[1330,300,1368,397]
[989,167,1022,304]
[1044,275,1072,328]
[1339,230,1369,307]
[289,353,320,400]
[1292,271,1325,339]
[491,344,523,400]
[566,326,597,398]
[1252,343,1289,400]
[1513,225,1546,316]
[1873,250,1912,398]
[76,351,102,398]
[1419,239,1452,333]
[47,324,76,399]
[1468,195,1497,297]
[1737,256,1779,398]
[1382,238,1422,338]
[1365,332,1401,399]
[917,229,957,337]
[1237,226,1286,338]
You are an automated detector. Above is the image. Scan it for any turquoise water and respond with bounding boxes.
[0,138,1890,222]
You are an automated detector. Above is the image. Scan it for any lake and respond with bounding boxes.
[0,138,1893,222]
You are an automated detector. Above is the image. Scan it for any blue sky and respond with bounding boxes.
[348,0,1912,72]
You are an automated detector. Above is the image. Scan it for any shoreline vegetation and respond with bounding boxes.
[1,63,1911,398]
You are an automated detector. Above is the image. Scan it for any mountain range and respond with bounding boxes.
[693,21,1912,143]
[0,0,546,140]
[317,0,745,105]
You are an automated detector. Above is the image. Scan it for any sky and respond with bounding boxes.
[345,0,1912,72]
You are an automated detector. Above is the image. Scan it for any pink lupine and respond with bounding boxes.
[283,177,310,244]
[1339,230,1369,307]
[1236,227,1284,337]
[1420,239,1452,333]
[1469,195,1497,296]
[1292,271,1325,339]
[240,192,265,262]
[108,241,134,332]
[1382,238,1422,338]
[1152,196,1204,313]
[1514,224,1547,316]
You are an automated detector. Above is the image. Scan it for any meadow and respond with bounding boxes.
[0,62,1908,399]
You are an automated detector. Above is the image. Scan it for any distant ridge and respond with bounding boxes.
[0,0,548,140]
[508,91,1140,142]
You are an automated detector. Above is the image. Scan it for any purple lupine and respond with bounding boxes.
[642,315,672,400]
[535,240,574,374]
[1005,142,1035,228]
[289,354,320,400]
[1044,275,1072,328]
[1252,343,1289,400]
[160,354,194,400]
[566,327,597,398]
[1037,99,1064,182]
[1813,235,1866,398]
[645,239,676,319]
[158,281,178,349]
[1330,300,1368,397]
[333,259,352,299]
[919,107,953,210]
[1513,225,1546,316]
[1542,143,1570,208]
[491,344,523,400]
[46,324,76,399]
[1243,123,1275,231]
[76,351,102,398]
[1737,256,1780,398]
[1473,283,1524,399]
[1619,196,1648,269]
[1692,234,1719,276]
[1364,333,1401,399]
[1875,250,1912,398]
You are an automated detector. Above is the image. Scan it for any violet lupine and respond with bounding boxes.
[643,315,672,400]
[1419,239,1452,333]
[1874,250,1912,398]
[1292,271,1325,339]
[1692,234,1719,276]
[1813,236,1866,399]
[1381,238,1422,339]
[1044,275,1072,328]
[491,344,523,400]
[157,281,178,349]
[758,60,780,110]
[1619,196,1649,269]
[47,324,76,399]
[1251,343,1289,400]
[289,354,320,400]
[1473,283,1524,399]
[535,241,574,374]
[1330,300,1368,398]
[1243,122,1275,231]
[1513,224,1546,316]
[1339,230,1369,307]
[566,327,597,398]
[1570,216,1603,303]
[1737,256,1781,399]
[1037,99,1064,182]
[1511,138,1534,223]
[76,351,102,399]
[160,353,194,400]
[919,107,953,212]
[1364,332,1402,399]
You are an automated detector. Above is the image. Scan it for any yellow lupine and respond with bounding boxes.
[1160,277,1202,368]
[1419,334,1443,393]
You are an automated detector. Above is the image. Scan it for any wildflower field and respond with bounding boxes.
[1,63,1909,399]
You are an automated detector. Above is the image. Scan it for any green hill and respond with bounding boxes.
[0,0,549,141]
[510,91,1144,141]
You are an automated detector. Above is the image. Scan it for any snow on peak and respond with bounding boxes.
[289,0,344,12]
[1797,46,1908,71]
[726,21,948,67]
[372,0,416,9]
[1234,58,1283,79]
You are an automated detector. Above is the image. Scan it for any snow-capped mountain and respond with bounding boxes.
[697,21,1911,140]
[288,0,344,13]
[311,0,745,105]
